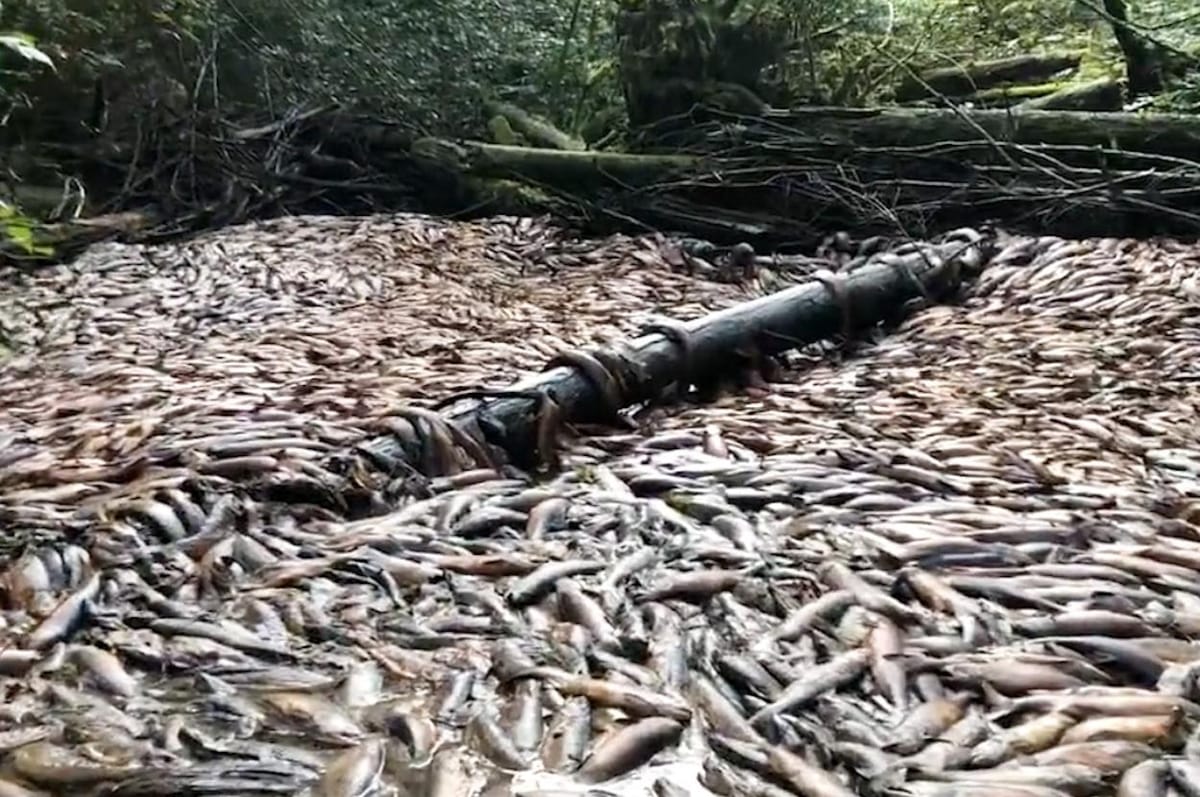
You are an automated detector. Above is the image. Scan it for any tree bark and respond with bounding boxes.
[895,52,1083,101]
[1096,0,1165,95]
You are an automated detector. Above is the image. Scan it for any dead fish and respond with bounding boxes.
[11,741,135,787]
[943,659,1086,696]
[820,562,922,624]
[767,745,855,797]
[505,679,544,756]
[527,497,570,539]
[690,673,762,743]
[867,615,908,711]
[1117,760,1169,797]
[0,778,50,797]
[907,763,1104,792]
[25,572,100,650]
[1037,635,1165,685]
[1013,610,1153,638]
[750,649,870,727]
[766,590,855,644]
[436,670,477,725]
[316,738,386,797]
[508,560,606,607]
[995,690,1200,721]
[336,661,383,709]
[885,694,970,756]
[576,717,683,783]
[468,707,529,770]
[1058,711,1184,748]
[149,618,291,660]
[551,673,691,722]
[260,692,363,745]
[968,711,1077,767]
[70,645,137,698]
[541,696,591,772]
[1013,740,1156,776]
[640,569,748,603]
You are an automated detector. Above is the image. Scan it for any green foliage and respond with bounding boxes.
[196,0,622,135]
[0,4,55,259]
[0,201,52,256]
[0,31,52,67]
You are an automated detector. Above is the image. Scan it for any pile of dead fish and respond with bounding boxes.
[2,215,1200,797]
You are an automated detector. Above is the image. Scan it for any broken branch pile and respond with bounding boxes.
[17,101,1200,264]
[413,105,1200,249]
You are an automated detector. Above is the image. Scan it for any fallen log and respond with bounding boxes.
[895,52,1083,101]
[755,106,1200,161]
[483,101,587,151]
[353,228,995,475]
[412,137,698,188]
[1015,78,1123,111]
[959,82,1064,107]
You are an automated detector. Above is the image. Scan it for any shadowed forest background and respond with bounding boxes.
[1,0,1199,262]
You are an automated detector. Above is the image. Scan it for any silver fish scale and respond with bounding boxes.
[1,220,1200,797]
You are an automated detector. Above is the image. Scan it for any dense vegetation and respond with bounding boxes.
[1,0,1197,257]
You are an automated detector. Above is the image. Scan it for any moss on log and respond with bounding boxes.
[412,138,698,188]
[483,101,587,151]
[1016,78,1124,111]
[896,52,1084,101]
[966,83,1065,106]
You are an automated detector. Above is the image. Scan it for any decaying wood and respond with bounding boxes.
[759,106,1200,160]
[483,101,587,151]
[355,229,994,473]
[1015,78,1124,111]
[895,52,1083,101]
[412,137,698,188]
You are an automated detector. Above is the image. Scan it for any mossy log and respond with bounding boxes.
[412,137,698,188]
[1016,78,1124,111]
[895,52,1084,101]
[483,101,587,151]
[762,106,1200,161]
[963,83,1064,107]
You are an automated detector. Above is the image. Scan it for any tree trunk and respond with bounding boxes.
[1098,0,1165,95]
[614,0,782,127]
[895,52,1083,101]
